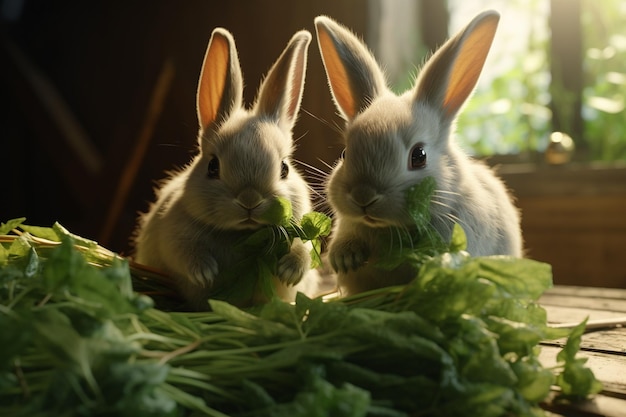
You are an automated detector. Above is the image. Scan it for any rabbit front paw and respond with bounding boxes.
[329,239,370,273]
[188,255,219,288]
[277,242,309,286]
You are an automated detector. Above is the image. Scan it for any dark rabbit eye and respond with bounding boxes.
[409,144,427,170]
[207,156,220,179]
[280,161,289,179]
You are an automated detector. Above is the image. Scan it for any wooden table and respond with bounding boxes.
[538,286,626,416]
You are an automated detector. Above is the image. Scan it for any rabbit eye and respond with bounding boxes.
[280,161,289,179]
[207,156,220,179]
[409,144,427,170]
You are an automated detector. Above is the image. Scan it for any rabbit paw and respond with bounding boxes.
[329,239,370,273]
[188,255,219,288]
[277,243,309,286]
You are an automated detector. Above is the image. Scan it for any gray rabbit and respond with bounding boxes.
[134,28,317,309]
[314,11,523,295]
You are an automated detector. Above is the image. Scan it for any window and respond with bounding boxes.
[581,0,626,162]
[449,0,551,157]
[371,0,626,162]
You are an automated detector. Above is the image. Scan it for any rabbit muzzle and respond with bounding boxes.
[347,185,392,227]
[233,188,267,228]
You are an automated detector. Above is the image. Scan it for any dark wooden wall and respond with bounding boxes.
[502,165,626,288]
[2,0,370,254]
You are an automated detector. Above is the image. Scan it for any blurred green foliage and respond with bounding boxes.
[448,0,626,162]
[450,0,552,157]
[581,0,626,162]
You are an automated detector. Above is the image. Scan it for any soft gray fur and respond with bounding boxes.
[134,29,316,310]
[315,11,523,295]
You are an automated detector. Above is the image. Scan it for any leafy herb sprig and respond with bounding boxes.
[208,199,331,304]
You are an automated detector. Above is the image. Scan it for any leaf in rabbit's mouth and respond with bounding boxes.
[406,176,437,230]
[374,176,448,270]
[259,197,293,226]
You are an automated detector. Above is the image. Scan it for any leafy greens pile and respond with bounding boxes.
[0,181,601,416]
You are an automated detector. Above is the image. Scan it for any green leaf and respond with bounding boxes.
[31,308,99,395]
[300,212,332,239]
[375,176,447,271]
[0,244,7,266]
[209,299,297,339]
[260,197,292,226]
[406,176,436,229]
[449,223,467,252]
[309,239,323,269]
[0,314,33,370]
[8,235,32,258]
[555,319,603,397]
[511,357,554,403]
[484,316,544,356]
[41,236,86,292]
[24,247,40,278]
[0,218,26,235]
[296,293,350,337]
[260,365,371,417]
[19,224,61,242]
[556,319,586,364]
[98,362,177,417]
[52,222,99,250]
[447,317,517,386]
[478,257,553,300]
[241,379,276,409]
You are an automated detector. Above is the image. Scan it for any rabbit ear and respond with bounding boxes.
[414,10,499,121]
[315,16,387,121]
[255,30,312,132]
[196,28,243,130]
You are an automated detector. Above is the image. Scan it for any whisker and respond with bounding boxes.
[311,201,332,217]
[293,130,308,144]
[278,226,291,247]
[301,108,343,135]
[306,178,329,192]
[317,158,336,172]
[402,226,415,251]
[384,227,395,258]
[297,159,330,177]
[395,227,405,254]
[434,189,462,196]
[431,200,453,209]
[304,170,328,179]
[308,189,325,201]
[432,194,458,203]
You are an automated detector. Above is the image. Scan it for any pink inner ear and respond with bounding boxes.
[197,33,230,129]
[442,16,498,118]
[317,26,358,120]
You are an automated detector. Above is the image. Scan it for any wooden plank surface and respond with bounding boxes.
[542,285,626,300]
[539,286,626,416]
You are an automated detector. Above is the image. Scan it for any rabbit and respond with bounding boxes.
[134,28,318,310]
[314,10,523,295]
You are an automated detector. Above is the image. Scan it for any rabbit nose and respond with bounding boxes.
[236,189,264,210]
[350,186,381,209]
